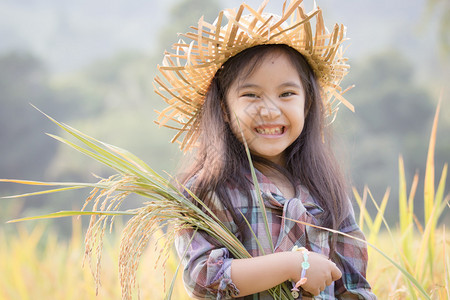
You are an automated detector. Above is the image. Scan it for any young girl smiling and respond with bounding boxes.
[154,1,376,299]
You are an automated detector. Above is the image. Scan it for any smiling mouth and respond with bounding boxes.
[255,126,285,135]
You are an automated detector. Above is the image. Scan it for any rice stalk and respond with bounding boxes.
[352,186,374,237]
[398,155,415,264]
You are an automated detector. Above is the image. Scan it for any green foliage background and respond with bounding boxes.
[0,0,449,235]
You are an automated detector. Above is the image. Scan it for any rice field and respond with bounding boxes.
[0,216,448,299]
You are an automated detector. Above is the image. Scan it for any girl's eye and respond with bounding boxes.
[280,92,295,97]
[242,93,259,98]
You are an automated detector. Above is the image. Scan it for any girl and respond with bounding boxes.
[155,1,376,299]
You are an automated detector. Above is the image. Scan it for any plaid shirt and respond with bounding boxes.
[175,169,376,299]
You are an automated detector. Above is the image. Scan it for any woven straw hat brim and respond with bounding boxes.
[154,0,353,151]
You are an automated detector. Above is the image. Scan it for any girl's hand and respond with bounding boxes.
[290,251,342,296]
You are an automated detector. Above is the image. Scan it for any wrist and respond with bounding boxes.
[287,250,304,282]
[289,246,310,298]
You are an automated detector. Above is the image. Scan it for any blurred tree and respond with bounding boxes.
[335,50,437,221]
[350,51,434,136]
[158,0,221,51]
[0,52,58,181]
[0,51,112,183]
[51,51,155,115]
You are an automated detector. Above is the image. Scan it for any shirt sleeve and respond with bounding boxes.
[174,180,240,299]
[333,206,377,299]
[175,228,240,299]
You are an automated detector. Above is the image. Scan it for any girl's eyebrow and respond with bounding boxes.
[279,81,302,89]
[237,81,302,90]
[237,83,260,90]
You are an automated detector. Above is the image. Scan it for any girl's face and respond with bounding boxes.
[225,51,306,166]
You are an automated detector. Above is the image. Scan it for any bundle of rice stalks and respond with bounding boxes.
[1,108,293,299]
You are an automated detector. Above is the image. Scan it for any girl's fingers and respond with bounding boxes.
[330,263,342,280]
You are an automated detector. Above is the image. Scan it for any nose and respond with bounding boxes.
[259,98,281,119]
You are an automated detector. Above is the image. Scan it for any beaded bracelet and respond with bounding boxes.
[291,245,310,298]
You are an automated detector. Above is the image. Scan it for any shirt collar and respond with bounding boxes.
[244,167,324,214]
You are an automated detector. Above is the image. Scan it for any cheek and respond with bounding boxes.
[228,112,256,141]
[287,106,305,130]
[229,115,247,136]
[227,100,251,125]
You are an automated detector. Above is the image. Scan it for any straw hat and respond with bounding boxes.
[154,0,354,151]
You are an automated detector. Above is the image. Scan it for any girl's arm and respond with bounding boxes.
[231,250,342,297]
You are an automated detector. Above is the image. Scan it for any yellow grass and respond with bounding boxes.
[366,229,449,299]
[0,218,191,300]
[1,219,447,299]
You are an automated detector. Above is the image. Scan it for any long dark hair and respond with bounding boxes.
[178,44,350,243]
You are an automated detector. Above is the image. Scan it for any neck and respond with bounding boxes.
[254,162,296,199]
[254,162,287,180]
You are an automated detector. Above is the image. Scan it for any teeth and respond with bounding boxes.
[256,127,283,135]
